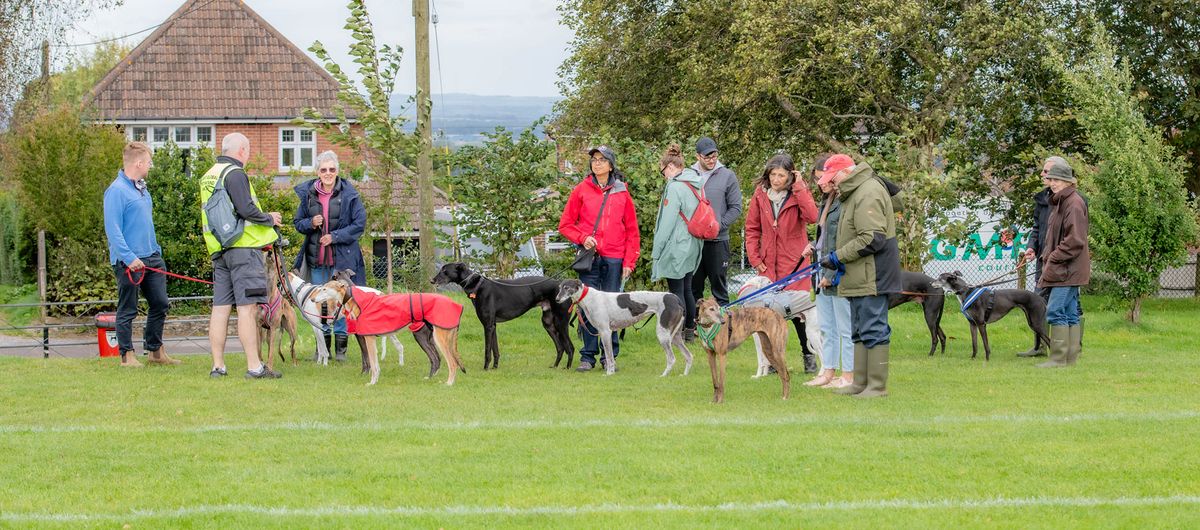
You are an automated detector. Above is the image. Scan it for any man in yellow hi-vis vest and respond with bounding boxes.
[200,133,283,379]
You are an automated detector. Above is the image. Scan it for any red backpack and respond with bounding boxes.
[678,182,720,240]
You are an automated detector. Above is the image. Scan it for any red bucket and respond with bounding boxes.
[95,312,119,357]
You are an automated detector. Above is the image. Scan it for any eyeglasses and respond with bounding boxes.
[319,167,338,174]
[591,157,608,164]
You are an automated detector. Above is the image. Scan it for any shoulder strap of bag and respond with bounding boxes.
[589,188,612,236]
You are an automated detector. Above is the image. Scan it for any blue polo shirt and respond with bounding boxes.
[103,170,161,265]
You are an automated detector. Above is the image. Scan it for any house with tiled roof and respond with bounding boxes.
[89,0,447,277]
[89,0,356,174]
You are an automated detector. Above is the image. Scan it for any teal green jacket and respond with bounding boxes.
[651,168,704,281]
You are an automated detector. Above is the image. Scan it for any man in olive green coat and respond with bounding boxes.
[819,155,902,398]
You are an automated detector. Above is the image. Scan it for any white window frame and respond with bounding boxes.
[279,127,316,172]
[126,124,214,152]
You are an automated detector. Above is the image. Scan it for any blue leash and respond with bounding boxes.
[724,263,820,309]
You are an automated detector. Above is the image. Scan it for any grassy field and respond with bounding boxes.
[1,294,1198,528]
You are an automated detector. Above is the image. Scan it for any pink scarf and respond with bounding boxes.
[316,180,334,266]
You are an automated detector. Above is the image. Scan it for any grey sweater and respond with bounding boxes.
[691,161,743,241]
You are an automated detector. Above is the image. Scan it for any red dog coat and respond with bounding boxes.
[343,287,463,335]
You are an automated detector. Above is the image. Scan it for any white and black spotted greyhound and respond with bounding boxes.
[555,279,694,376]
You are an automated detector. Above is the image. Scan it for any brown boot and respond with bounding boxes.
[119,350,143,368]
[147,346,182,365]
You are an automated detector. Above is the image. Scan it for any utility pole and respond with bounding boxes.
[413,0,435,282]
[41,40,51,106]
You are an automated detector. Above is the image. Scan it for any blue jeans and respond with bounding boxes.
[578,256,623,366]
[1046,286,1080,326]
[817,293,853,371]
[311,266,347,335]
[849,294,891,348]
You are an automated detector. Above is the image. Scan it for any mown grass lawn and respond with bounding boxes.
[1,294,1198,528]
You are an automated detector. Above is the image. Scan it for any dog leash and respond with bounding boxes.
[125,265,214,286]
[724,263,819,309]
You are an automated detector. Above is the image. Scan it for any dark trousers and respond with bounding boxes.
[849,294,891,348]
[578,256,623,366]
[691,239,731,306]
[111,253,169,354]
[666,272,696,330]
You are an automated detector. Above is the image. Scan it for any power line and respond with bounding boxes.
[51,0,220,49]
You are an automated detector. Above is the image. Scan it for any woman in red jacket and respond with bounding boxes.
[744,153,820,374]
[558,146,641,373]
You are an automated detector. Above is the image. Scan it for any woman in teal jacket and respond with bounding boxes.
[651,144,704,337]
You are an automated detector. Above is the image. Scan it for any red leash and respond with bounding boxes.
[126,265,214,286]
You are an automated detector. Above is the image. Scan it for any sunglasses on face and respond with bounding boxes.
[319,167,337,174]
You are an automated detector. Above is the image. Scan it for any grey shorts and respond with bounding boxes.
[212,248,268,306]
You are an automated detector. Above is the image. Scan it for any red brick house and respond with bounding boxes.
[88,0,447,276]
[88,0,357,174]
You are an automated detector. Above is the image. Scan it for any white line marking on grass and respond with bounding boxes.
[3,495,1199,522]
[2,410,1200,435]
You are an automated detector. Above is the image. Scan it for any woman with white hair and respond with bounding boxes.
[292,150,368,363]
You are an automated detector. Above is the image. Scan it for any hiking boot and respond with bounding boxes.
[802,350,818,374]
[209,367,227,378]
[683,327,696,343]
[334,334,348,363]
[147,346,182,365]
[854,344,890,399]
[1064,324,1082,366]
[575,361,594,373]
[119,350,143,368]
[834,343,868,395]
[1037,325,1071,368]
[245,366,283,379]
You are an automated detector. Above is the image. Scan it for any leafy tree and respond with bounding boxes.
[296,0,416,292]
[0,0,119,125]
[1095,0,1200,194]
[147,142,213,298]
[447,123,559,278]
[1056,27,1199,323]
[1,107,124,307]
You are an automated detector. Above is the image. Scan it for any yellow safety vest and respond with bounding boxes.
[199,162,276,256]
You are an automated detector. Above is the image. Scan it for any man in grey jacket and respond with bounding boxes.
[689,137,743,338]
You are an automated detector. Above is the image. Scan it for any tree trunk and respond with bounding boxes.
[1127,296,1142,324]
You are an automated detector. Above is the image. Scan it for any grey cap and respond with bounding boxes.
[588,145,617,173]
[696,137,718,156]
[1044,156,1076,183]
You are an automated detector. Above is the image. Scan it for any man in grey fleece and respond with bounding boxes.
[688,137,743,338]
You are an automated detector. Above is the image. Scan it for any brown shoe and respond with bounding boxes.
[147,346,182,365]
[119,350,143,368]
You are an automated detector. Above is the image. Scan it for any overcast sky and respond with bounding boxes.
[62,0,572,98]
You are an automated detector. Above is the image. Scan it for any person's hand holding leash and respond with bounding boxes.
[622,267,633,279]
[802,243,814,259]
[312,214,324,228]
[820,251,839,270]
[127,258,145,271]
[269,212,283,226]
[583,235,597,250]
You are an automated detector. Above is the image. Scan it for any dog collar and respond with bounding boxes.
[696,322,720,350]
[577,285,590,302]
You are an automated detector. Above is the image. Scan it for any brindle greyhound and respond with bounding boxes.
[310,270,466,386]
[695,298,791,403]
[933,271,1051,361]
[258,247,297,370]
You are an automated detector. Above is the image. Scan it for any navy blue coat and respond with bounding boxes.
[292,178,368,285]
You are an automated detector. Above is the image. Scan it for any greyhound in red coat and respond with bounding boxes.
[310,270,466,386]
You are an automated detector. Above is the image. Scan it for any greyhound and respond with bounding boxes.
[695,297,791,403]
[431,262,574,369]
[734,275,822,378]
[888,271,948,356]
[555,279,693,376]
[257,248,297,370]
[309,270,467,386]
[933,271,1050,361]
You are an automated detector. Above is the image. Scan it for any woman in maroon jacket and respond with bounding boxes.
[557,146,641,372]
[745,153,820,373]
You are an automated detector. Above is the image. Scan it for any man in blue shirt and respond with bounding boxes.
[103,142,179,367]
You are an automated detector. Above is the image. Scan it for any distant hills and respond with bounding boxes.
[391,93,561,146]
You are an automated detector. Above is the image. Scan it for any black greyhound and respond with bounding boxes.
[432,262,575,369]
[933,271,1051,361]
[888,271,948,356]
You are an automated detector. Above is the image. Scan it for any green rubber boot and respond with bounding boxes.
[834,343,868,395]
[1064,325,1082,366]
[1037,326,1070,368]
[854,344,890,398]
